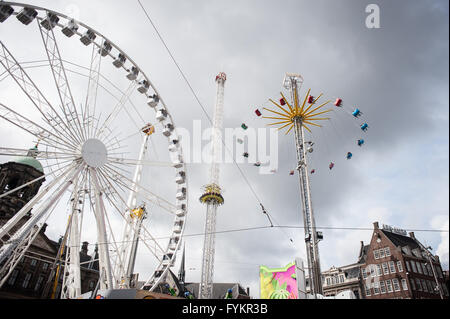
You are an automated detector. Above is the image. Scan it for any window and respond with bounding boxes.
[442,283,449,296]
[426,280,434,293]
[411,261,417,273]
[89,280,95,289]
[421,279,428,292]
[379,248,385,258]
[362,268,368,279]
[364,284,371,297]
[405,260,411,272]
[426,264,433,277]
[397,261,403,272]
[331,276,335,285]
[373,281,380,295]
[410,278,416,290]
[376,264,382,276]
[42,263,49,271]
[339,274,345,283]
[416,278,422,291]
[401,279,408,290]
[385,247,391,257]
[436,266,443,279]
[34,276,44,292]
[370,266,376,278]
[389,261,396,273]
[30,259,37,267]
[382,262,389,275]
[380,281,387,294]
[421,263,428,276]
[392,278,401,292]
[22,273,32,288]
[416,261,423,274]
[386,279,393,293]
[7,270,19,286]
[326,277,331,286]
[374,250,380,260]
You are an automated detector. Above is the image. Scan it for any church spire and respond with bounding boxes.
[178,243,186,285]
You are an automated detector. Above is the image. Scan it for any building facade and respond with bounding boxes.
[321,263,363,299]
[360,222,448,299]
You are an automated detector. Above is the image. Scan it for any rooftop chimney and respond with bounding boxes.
[408,232,415,239]
[373,222,379,229]
[359,241,365,258]
[81,241,89,255]
[40,223,48,234]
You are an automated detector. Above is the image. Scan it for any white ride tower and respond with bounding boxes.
[283,73,323,296]
[114,123,154,289]
[263,73,330,297]
[198,72,226,299]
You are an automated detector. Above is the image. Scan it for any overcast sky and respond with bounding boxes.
[0,0,448,298]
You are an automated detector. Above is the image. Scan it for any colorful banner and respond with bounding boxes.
[260,262,298,299]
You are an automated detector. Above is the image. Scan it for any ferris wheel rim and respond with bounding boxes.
[0,1,188,294]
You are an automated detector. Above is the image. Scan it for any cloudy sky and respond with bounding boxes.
[0,0,448,298]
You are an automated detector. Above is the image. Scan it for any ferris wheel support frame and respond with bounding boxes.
[60,176,83,299]
[90,167,114,289]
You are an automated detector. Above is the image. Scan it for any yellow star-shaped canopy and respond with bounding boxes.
[263,88,332,134]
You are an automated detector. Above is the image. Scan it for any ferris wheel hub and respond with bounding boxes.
[81,138,108,168]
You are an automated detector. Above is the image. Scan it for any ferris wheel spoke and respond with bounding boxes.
[107,131,142,150]
[0,161,80,239]
[107,156,176,168]
[0,42,82,145]
[84,44,102,140]
[0,159,75,201]
[95,168,164,262]
[0,61,50,83]
[0,162,83,271]
[102,164,178,214]
[62,58,147,141]
[35,140,79,157]
[0,146,76,159]
[0,102,79,151]
[95,81,138,140]
[36,19,87,143]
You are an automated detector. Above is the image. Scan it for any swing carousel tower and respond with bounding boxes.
[263,73,333,296]
[198,72,226,299]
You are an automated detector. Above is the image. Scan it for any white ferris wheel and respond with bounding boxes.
[0,2,188,298]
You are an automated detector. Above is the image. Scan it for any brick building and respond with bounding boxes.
[360,222,448,299]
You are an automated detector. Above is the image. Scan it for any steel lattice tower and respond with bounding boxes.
[198,72,226,299]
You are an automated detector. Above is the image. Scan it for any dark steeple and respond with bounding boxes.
[178,243,186,285]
